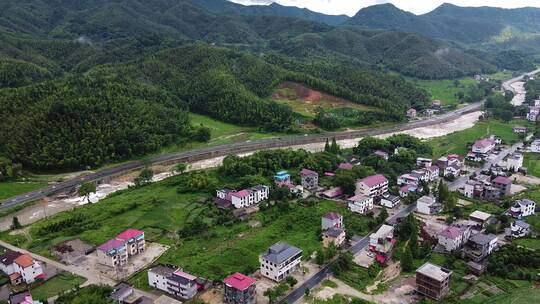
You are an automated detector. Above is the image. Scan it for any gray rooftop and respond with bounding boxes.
[323,227,345,238]
[149,265,176,277]
[517,199,535,207]
[416,263,452,282]
[514,220,531,229]
[469,233,497,245]
[262,242,302,264]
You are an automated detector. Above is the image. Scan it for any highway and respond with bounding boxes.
[0,101,483,209]
[3,69,537,210]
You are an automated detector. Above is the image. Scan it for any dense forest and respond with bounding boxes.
[0,0,530,170]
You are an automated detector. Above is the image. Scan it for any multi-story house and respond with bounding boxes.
[97,229,146,267]
[510,220,531,238]
[397,173,420,186]
[531,139,540,153]
[506,153,523,172]
[321,212,343,230]
[464,233,498,262]
[97,239,128,268]
[274,171,291,185]
[300,168,318,190]
[167,271,198,300]
[472,138,496,157]
[528,107,540,122]
[437,226,471,252]
[116,229,145,257]
[356,174,388,197]
[469,210,493,228]
[380,195,401,209]
[347,195,374,214]
[217,185,270,209]
[0,251,45,285]
[492,176,511,197]
[322,227,346,248]
[444,163,461,178]
[507,199,536,218]
[369,225,396,265]
[260,242,302,282]
[407,108,417,118]
[148,266,198,300]
[148,265,176,293]
[223,272,256,304]
[416,263,452,301]
[417,196,441,215]
[425,166,440,182]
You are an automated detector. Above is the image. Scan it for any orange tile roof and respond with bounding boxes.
[14,254,34,268]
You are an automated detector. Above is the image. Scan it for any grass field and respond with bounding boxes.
[0,170,374,284]
[31,272,86,300]
[523,153,540,178]
[0,182,47,200]
[414,77,476,106]
[514,238,540,250]
[429,119,529,157]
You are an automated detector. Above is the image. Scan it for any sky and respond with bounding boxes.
[229,0,540,16]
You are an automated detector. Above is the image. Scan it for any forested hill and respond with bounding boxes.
[195,0,348,26]
[347,3,540,43]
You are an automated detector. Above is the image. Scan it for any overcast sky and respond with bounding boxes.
[229,0,540,16]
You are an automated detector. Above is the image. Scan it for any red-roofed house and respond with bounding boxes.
[472,138,495,155]
[438,226,471,252]
[97,239,128,267]
[356,174,388,197]
[117,229,145,256]
[400,184,418,197]
[407,108,417,118]
[338,162,354,170]
[223,273,256,304]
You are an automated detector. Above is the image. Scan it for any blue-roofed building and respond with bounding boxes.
[274,171,291,185]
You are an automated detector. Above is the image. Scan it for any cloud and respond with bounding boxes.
[230,0,540,16]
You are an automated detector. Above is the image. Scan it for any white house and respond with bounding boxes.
[425,166,440,182]
[148,265,198,300]
[507,199,536,218]
[417,196,441,215]
[217,185,269,209]
[510,220,531,238]
[347,195,374,214]
[465,233,498,262]
[260,243,302,282]
[444,164,461,178]
[321,212,344,230]
[0,251,44,285]
[380,195,401,209]
[355,174,388,197]
[506,153,523,172]
[472,138,496,156]
[397,173,420,186]
[148,265,177,293]
[469,210,493,227]
[438,226,471,252]
[369,225,395,254]
[531,140,540,153]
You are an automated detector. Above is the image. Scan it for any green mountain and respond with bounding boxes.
[196,0,349,26]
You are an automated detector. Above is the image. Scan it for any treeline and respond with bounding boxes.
[525,77,540,104]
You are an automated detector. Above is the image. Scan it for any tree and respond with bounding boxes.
[285,276,298,287]
[174,163,187,174]
[134,168,153,187]
[409,225,419,258]
[368,261,381,278]
[401,245,414,272]
[324,138,330,152]
[78,182,97,203]
[192,125,211,142]
[377,208,388,224]
[10,216,21,230]
[334,170,356,195]
[330,137,340,154]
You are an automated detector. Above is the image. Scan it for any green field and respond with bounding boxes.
[514,238,540,250]
[31,272,86,300]
[414,77,476,106]
[0,182,47,200]
[0,170,374,284]
[429,119,529,157]
[523,153,540,178]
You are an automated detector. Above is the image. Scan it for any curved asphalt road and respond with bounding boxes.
[0,102,483,209]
